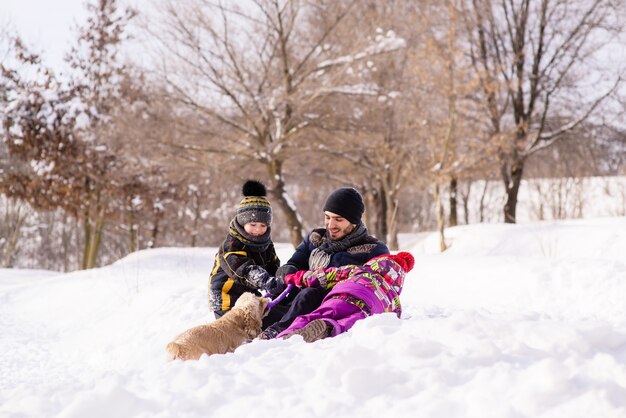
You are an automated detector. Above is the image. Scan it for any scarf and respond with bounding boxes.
[308,222,371,270]
[228,218,272,250]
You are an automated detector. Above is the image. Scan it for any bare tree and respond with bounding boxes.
[63,0,138,268]
[314,52,414,249]
[1,0,151,269]
[389,0,492,251]
[148,0,408,246]
[464,0,625,223]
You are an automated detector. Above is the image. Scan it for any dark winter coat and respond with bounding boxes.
[208,233,279,316]
[281,226,389,274]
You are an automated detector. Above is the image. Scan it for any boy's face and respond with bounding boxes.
[244,222,268,237]
[324,211,354,240]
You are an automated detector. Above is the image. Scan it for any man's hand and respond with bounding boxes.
[275,264,298,279]
[264,276,286,298]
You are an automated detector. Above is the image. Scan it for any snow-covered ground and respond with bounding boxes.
[1,217,626,418]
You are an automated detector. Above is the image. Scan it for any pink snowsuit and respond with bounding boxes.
[276,253,410,338]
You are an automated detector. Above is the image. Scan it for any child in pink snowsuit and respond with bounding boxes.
[276,252,414,342]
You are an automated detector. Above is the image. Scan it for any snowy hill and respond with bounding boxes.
[1,218,626,418]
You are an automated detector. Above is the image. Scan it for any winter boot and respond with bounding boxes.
[257,327,279,340]
[282,319,331,343]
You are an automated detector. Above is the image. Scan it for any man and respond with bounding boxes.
[258,187,390,339]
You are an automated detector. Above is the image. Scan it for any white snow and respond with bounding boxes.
[1,217,626,418]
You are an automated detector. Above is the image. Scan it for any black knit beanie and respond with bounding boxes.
[323,187,365,225]
[236,180,272,226]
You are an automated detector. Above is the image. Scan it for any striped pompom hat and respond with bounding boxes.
[236,180,272,226]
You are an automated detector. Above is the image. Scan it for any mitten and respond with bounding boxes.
[275,264,298,279]
[243,265,271,289]
[284,271,306,287]
[264,276,286,298]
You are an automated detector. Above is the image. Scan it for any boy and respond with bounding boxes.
[208,180,286,328]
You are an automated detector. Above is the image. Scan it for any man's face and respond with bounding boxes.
[324,211,354,240]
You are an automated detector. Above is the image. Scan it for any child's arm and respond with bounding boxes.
[285,265,357,289]
[220,250,256,284]
[219,249,284,296]
[242,265,284,297]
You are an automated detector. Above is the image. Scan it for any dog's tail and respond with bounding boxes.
[165,341,182,361]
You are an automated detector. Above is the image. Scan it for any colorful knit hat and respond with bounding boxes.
[236,180,272,226]
[388,252,415,272]
[323,187,365,225]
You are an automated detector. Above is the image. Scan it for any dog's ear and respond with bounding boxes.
[242,309,262,338]
[258,297,270,318]
[165,342,181,361]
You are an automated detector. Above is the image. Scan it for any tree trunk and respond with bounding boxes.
[449,177,458,227]
[386,213,399,250]
[2,206,24,268]
[190,193,201,248]
[478,180,488,222]
[380,167,398,250]
[362,188,373,236]
[461,180,471,225]
[86,217,105,269]
[502,156,525,224]
[61,216,71,272]
[385,191,399,251]
[362,186,385,241]
[434,183,447,252]
[129,208,138,253]
[267,160,304,247]
[376,184,388,243]
[82,213,92,270]
[149,210,162,249]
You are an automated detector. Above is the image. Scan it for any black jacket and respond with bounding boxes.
[280,227,389,275]
[208,233,279,315]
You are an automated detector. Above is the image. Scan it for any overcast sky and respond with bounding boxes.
[3,0,624,105]
[2,0,148,73]
[2,0,87,71]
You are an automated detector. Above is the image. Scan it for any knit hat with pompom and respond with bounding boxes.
[236,180,272,226]
[388,251,415,272]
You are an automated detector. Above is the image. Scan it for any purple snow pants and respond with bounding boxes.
[276,298,365,338]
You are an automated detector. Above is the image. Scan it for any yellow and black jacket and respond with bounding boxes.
[208,230,279,316]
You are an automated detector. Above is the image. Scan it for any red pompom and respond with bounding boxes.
[390,251,415,272]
